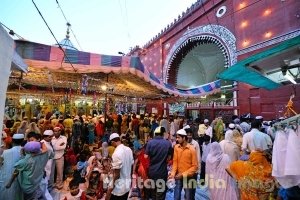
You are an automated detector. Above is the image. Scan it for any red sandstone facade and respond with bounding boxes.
[131,0,300,120]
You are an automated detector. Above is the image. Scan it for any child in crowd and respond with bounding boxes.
[100,157,113,194]
[61,179,86,200]
[86,168,103,199]
[132,145,149,199]
[91,147,102,161]
[74,154,88,184]
[63,168,75,192]
[86,156,101,176]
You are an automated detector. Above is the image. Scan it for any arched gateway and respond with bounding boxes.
[163,25,237,90]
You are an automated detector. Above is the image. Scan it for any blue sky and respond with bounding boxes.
[0,0,196,55]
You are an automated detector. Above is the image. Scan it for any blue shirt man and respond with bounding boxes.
[145,126,173,200]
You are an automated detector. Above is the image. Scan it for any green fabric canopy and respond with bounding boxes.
[217,35,300,90]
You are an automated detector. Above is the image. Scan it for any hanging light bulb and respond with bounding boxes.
[101,84,107,91]
[241,21,248,28]
[263,9,271,16]
[264,32,272,38]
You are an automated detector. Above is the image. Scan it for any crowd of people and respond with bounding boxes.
[0,112,299,200]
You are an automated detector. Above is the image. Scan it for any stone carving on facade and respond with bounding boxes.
[163,24,237,83]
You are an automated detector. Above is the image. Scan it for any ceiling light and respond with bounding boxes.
[264,9,271,16]
[282,68,297,84]
[265,32,272,38]
[239,2,246,9]
[242,40,249,47]
[241,21,248,28]
[284,73,297,84]
[101,85,107,91]
[289,58,300,66]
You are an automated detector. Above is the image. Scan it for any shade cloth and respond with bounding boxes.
[11,51,28,73]
[218,35,300,90]
[15,40,221,97]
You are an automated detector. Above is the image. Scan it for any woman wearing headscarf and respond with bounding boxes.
[25,122,40,137]
[17,120,28,134]
[39,120,53,134]
[213,117,225,142]
[219,129,241,163]
[86,155,101,176]
[206,142,238,200]
[227,151,276,200]
[10,121,21,134]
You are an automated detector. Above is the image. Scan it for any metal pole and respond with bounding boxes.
[104,74,108,130]
[233,81,238,115]
[64,95,66,118]
[104,92,107,130]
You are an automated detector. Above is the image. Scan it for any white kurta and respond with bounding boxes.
[242,128,269,152]
[272,128,300,188]
[285,128,300,175]
[190,139,201,172]
[111,144,134,196]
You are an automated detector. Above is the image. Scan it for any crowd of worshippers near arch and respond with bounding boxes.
[0,112,299,200]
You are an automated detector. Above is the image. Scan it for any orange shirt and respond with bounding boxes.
[171,143,198,177]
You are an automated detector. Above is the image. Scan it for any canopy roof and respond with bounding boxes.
[11,51,28,73]
[14,40,221,98]
[218,35,300,90]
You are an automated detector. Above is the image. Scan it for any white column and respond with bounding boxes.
[233,81,238,115]
[0,25,14,146]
